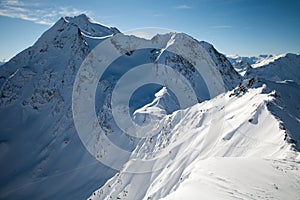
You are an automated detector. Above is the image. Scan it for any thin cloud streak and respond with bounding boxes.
[0,0,92,25]
[153,14,166,17]
[175,5,192,9]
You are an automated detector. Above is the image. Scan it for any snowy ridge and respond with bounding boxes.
[64,14,119,37]
[251,54,288,68]
[227,54,287,68]
[133,87,179,126]
[246,53,300,84]
[244,53,300,151]
[226,54,287,76]
[89,83,299,200]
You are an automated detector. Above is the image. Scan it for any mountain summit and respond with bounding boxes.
[0,15,299,200]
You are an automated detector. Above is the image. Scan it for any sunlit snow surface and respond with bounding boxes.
[89,85,300,200]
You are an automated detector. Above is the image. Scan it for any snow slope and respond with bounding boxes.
[163,158,300,200]
[89,83,300,200]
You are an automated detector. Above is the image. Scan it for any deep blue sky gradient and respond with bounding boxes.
[0,0,299,61]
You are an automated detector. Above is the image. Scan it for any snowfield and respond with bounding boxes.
[0,14,299,200]
[162,158,300,200]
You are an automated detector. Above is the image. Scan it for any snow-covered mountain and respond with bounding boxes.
[226,53,297,76]
[227,54,287,68]
[245,53,300,84]
[0,14,120,200]
[0,14,299,200]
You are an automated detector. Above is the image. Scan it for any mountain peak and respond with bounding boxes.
[67,13,90,21]
[62,14,120,37]
[63,13,91,25]
[133,87,180,126]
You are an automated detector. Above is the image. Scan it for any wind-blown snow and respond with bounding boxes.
[163,158,300,200]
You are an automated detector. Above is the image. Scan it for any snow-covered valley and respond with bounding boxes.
[0,14,299,200]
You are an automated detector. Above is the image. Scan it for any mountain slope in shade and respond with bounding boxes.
[0,15,120,200]
[229,59,251,76]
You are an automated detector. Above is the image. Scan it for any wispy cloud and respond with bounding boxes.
[175,5,192,9]
[0,0,92,25]
[210,25,232,29]
[153,14,166,17]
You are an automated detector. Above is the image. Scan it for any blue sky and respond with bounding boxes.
[0,0,299,61]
